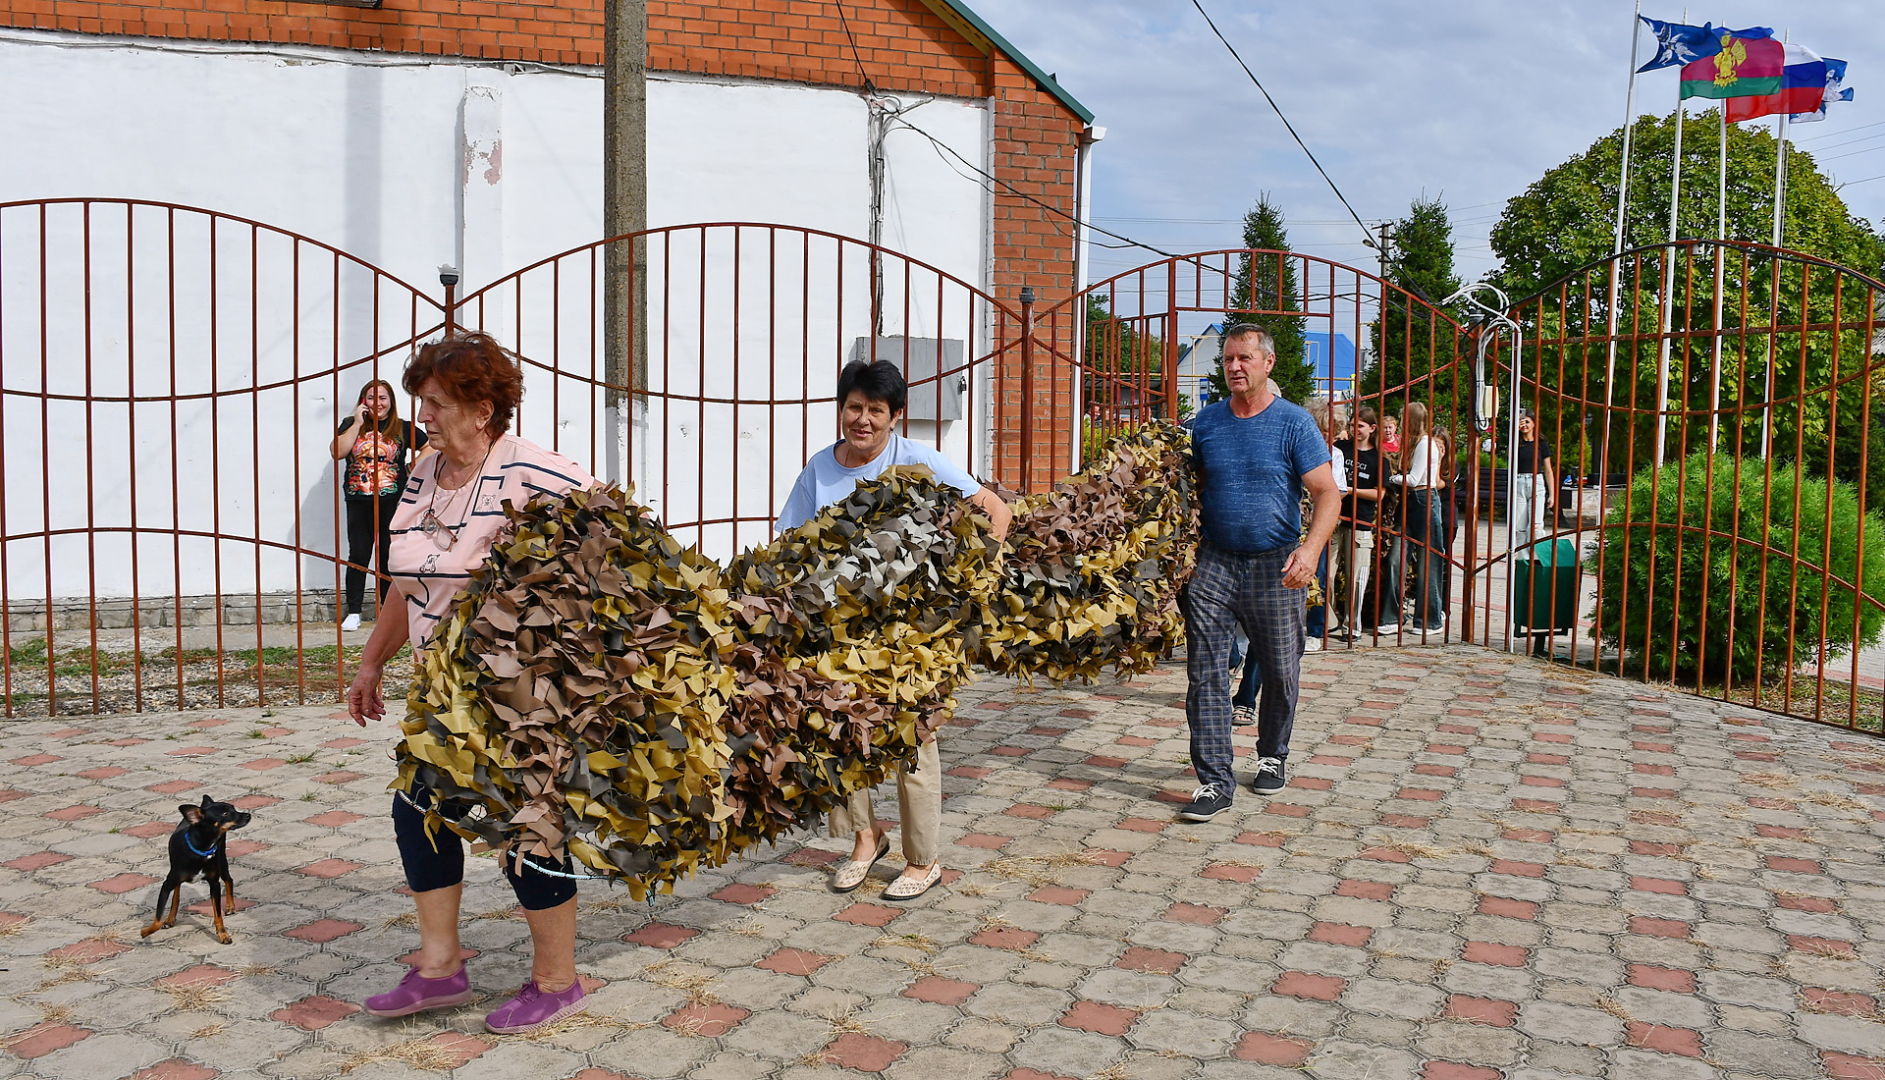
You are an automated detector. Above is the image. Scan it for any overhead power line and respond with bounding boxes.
[832,2,875,93]
[890,115,1190,261]
[1188,0,1375,248]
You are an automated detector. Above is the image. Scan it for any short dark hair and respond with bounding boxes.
[402,332,526,437]
[836,359,907,416]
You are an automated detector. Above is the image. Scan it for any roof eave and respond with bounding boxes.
[920,0,1096,124]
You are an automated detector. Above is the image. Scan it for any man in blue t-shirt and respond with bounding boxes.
[1178,325,1339,822]
[776,359,1011,901]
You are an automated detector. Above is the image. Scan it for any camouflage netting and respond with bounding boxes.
[395,423,1194,896]
[977,425,1196,682]
[395,488,741,897]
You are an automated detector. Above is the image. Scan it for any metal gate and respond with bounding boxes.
[0,201,1026,716]
[3,203,1879,734]
[1486,240,1884,733]
[1065,243,1883,735]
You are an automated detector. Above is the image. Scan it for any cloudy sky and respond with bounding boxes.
[969,0,1883,286]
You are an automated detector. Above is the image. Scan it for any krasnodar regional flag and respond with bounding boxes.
[1637,17,1726,72]
[1680,31,1784,99]
[1725,45,1829,122]
[1789,58,1854,124]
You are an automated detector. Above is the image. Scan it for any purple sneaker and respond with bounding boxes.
[363,966,475,1017]
[485,978,587,1034]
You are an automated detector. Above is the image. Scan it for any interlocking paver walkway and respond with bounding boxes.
[1,646,1883,1079]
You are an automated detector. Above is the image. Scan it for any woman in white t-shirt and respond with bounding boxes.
[1379,402,1447,635]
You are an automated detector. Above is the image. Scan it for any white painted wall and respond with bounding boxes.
[0,30,997,599]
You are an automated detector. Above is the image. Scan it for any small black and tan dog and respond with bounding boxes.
[141,795,252,945]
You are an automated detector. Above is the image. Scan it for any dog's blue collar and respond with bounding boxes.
[183,831,222,859]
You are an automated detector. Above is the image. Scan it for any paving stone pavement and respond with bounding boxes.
[1,645,1883,1080]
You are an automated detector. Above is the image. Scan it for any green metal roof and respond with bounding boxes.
[929,0,1096,124]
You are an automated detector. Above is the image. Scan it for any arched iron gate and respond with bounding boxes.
[1486,240,1884,733]
[0,198,444,716]
[3,207,1879,734]
[0,204,1028,715]
[452,223,1026,558]
[1063,245,1882,735]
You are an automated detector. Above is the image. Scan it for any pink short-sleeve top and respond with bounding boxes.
[386,434,595,649]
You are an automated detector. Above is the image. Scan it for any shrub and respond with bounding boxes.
[1595,452,1885,685]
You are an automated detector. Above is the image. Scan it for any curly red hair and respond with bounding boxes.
[402,332,525,437]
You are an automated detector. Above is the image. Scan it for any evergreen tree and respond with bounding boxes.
[1361,195,1463,424]
[1211,195,1314,401]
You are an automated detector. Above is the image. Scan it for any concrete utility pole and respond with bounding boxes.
[603,0,648,486]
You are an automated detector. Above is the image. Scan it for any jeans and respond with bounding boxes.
[1342,528,1377,629]
[1378,492,1446,629]
[1303,549,1333,638]
[1512,474,1549,559]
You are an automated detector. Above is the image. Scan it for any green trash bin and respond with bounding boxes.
[1512,538,1578,640]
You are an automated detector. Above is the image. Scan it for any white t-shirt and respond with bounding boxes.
[776,435,981,532]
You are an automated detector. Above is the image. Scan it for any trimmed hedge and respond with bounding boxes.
[1595,453,1885,685]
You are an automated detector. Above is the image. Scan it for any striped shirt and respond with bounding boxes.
[387,434,594,648]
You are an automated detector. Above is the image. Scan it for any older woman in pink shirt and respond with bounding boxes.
[344,333,595,1035]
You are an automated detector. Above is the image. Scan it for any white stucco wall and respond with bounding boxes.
[0,30,996,599]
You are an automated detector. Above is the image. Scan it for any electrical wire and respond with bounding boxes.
[890,114,1188,261]
[832,1,876,93]
[1188,0,1375,248]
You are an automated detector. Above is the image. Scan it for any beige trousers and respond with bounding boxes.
[828,737,942,866]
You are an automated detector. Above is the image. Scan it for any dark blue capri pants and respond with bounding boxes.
[393,789,576,911]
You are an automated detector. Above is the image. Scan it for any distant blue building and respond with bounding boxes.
[1179,322,1360,405]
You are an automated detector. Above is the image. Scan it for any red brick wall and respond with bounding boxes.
[2,0,995,96]
[986,54,1082,490]
[3,0,605,62]
[3,0,1087,489]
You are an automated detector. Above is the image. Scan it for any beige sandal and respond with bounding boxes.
[881,862,943,901]
[830,833,891,893]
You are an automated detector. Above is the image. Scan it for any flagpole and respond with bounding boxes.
[1655,78,1685,468]
[1762,35,1790,461]
[1709,104,1728,451]
[1602,0,1644,495]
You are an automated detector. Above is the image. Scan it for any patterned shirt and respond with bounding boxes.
[339,418,428,497]
[387,435,593,648]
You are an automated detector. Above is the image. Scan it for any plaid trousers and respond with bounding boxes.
[1182,544,1304,794]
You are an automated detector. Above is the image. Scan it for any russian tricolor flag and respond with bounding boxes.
[1726,45,1836,123]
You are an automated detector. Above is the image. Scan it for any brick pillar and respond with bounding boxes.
[987,57,1082,493]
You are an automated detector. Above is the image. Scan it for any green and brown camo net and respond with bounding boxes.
[394,424,1196,898]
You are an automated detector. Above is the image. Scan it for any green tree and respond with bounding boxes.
[1489,107,1885,507]
[1359,195,1465,426]
[1083,293,1170,415]
[1492,108,1883,297]
[1213,195,1314,401]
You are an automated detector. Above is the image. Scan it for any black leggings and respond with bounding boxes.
[343,493,400,616]
[391,791,576,911]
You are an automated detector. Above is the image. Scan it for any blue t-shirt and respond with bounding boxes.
[776,435,983,531]
[1187,397,1330,553]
